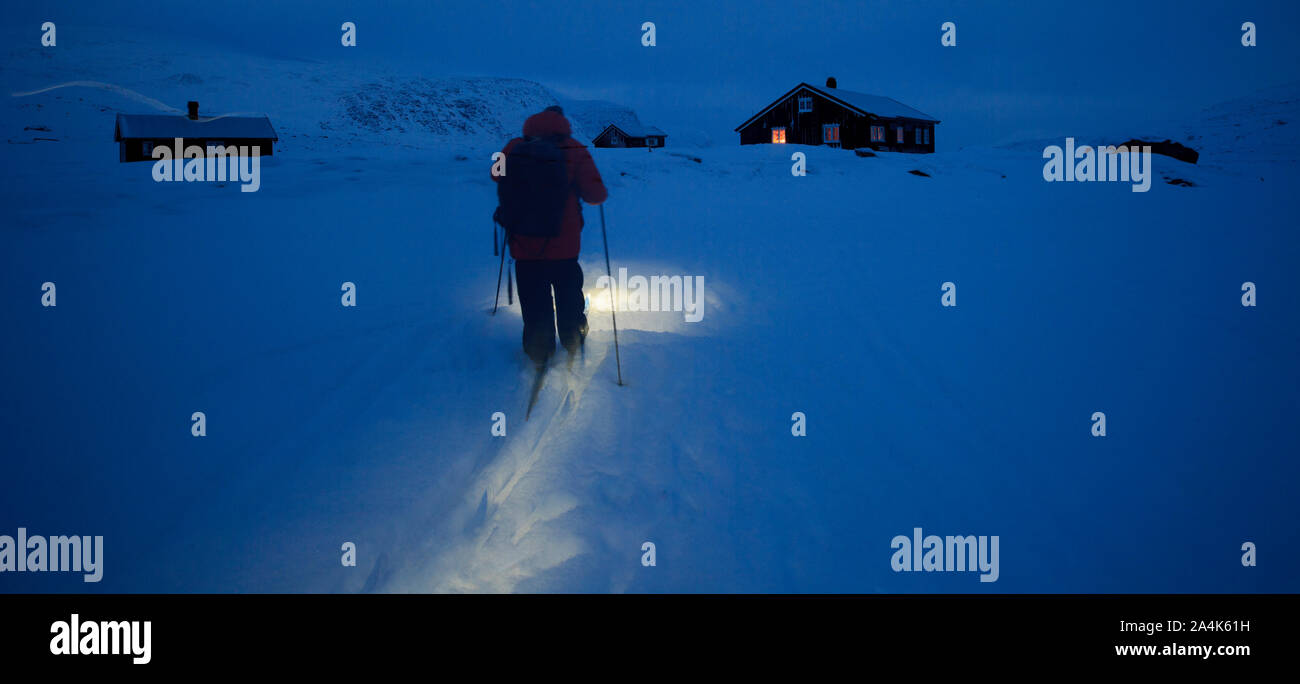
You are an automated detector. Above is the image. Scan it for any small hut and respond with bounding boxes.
[114,101,278,162]
[592,123,667,149]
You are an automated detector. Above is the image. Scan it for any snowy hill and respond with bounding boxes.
[2,28,1298,594]
[331,76,561,145]
[1,29,655,157]
[1185,82,1300,164]
[330,79,652,147]
[994,81,1300,166]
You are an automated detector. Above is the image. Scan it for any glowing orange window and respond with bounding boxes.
[772,127,787,144]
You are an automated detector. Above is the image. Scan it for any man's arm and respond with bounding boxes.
[572,145,608,205]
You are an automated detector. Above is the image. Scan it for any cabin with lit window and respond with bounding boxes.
[735,78,938,153]
[592,122,667,149]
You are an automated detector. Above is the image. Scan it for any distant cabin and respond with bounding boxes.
[114,101,278,162]
[735,78,939,153]
[592,123,667,149]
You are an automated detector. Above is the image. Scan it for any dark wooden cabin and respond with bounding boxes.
[592,123,667,149]
[114,101,278,162]
[735,78,938,153]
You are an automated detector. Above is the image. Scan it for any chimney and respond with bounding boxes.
[187,101,199,120]
[825,77,837,89]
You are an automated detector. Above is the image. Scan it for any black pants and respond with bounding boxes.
[515,259,587,365]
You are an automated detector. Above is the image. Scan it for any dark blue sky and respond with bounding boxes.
[20,0,1300,145]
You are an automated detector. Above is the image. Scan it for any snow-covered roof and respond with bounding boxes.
[114,113,278,140]
[819,87,938,122]
[735,82,940,130]
[601,122,667,139]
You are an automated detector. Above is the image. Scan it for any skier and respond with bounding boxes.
[493,105,608,372]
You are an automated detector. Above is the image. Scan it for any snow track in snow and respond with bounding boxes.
[377,338,617,593]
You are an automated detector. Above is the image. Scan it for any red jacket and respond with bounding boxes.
[493,110,608,261]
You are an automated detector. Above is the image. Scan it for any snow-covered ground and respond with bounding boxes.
[2,30,1297,593]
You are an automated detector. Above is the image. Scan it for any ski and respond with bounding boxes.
[525,363,547,421]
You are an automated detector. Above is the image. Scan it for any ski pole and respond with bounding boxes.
[600,204,624,386]
[492,220,506,315]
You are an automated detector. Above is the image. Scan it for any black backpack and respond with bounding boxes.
[496,135,569,238]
